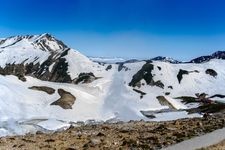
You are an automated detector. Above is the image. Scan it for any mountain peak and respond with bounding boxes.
[32,33,68,51]
[0,33,68,52]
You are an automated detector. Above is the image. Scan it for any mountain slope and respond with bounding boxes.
[0,34,225,136]
[0,34,100,83]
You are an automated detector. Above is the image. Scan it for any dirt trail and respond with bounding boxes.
[164,127,225,150]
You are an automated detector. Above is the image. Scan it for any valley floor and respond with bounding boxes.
[0,114,224,150]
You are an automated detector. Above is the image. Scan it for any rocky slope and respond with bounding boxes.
[0,114,224,150]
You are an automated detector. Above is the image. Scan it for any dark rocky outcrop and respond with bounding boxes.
[177,69,189,83]
[168,86,173,89]
[187,103,225,114]
[0,48,74,83]
[129,62,165,89]
[0,64,26,81]
[133,89,146,99]
[176,69,199,84]
[154,80,164,89]
[105,65,112,71]
[165,92,170,95]
[174,96,197,104]
[51,89,76,109]
[205,69,217,77]
[73,72,98,84]
[210,94,225,99]
[117,63,129,72]
[29,86,55,95]
[157,66,161,70]
[129,62,154,87]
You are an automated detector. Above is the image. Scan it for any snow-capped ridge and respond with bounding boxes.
[150,56,181,64]
[0,33,68,52]
[32,33,68,52]
[190,51,225,63]
[0,33,96,83]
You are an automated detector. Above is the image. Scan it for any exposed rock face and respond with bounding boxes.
[129,62,154,87]
[29,86,55,95]
[105,65,112,71]
[165,92,170,95]
[205,69,217,77]
[175,96,197,104]
[0,37,73,83]
[157,66,161,70]
[177,69,189,83]
[51,89,76,109]
[210,94,225,98]
[133,89,146,99]
[73,72,97,84]
[188,103,225,114]
[0,55,72,83]
[168,86,173,89]
[117,63,129,71]
[129,62,164,89]
[0,64,26,81]
[154,80,164,89]
[176,69,199,84]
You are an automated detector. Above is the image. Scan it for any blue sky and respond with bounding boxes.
[1,0,225,60]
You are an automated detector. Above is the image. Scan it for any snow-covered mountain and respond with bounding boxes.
[0,34,225,136]
[190,51,225,63]
[150,56,181,64]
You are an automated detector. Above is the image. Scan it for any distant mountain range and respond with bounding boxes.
[90,51,225,64]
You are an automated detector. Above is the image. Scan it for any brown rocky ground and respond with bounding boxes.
[0,114,225,150]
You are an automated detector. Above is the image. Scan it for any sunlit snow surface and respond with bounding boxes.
[0,58,224,136]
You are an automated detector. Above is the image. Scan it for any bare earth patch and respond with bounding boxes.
[51,89,76,109]
[29,86,55,95]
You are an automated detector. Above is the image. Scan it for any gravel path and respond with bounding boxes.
[163,127,225,150]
